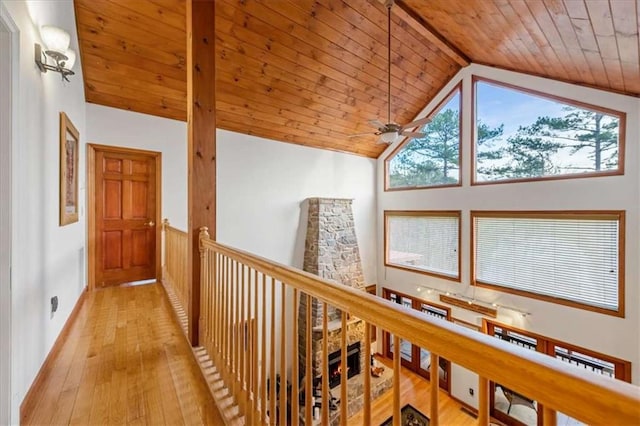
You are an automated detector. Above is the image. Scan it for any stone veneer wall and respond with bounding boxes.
[298,198,368,422]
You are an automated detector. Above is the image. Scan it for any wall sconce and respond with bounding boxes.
[34,25,76,82]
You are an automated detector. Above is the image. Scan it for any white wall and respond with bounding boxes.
[1,1,86,423]
[377,64,640,406]
[217,129,378,283]
[85,104,188,230]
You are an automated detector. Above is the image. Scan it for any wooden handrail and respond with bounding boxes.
[201,236,640,425]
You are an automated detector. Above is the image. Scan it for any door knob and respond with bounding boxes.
[145,220,155,227]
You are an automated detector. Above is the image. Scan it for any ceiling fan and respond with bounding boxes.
[349,0,431,144]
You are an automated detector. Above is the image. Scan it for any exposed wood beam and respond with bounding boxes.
[394,0,470,67]
[187,0,216,346]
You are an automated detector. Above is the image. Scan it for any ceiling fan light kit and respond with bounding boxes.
[349,0,430,144]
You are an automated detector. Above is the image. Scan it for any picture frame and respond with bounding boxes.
[59,112,79,226]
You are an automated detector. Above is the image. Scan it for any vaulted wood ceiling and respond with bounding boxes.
[75,0,640,158]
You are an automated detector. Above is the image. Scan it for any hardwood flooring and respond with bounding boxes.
[349,357,480,425]
[22,283,224,425]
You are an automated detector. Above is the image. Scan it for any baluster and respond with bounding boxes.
[239,265,249,423]
[340,311,347,426]
[253,270,259,423]
[393,335,400,426]
[269,277,276,425]
[223,257,229,380]
[321,302,329,425]
[220,255,226,359]
[305,294,313,425]
[279,282,286,426]
[430,353,439,425]
[261,274,267,424]
[543,406,557,426]
[215,254,222,361]
[234,260,240,401]
[363,321,371,425]
[250,269,260,424]
[478,376,489,426]
[228,260,233,385]
[208,251,215,357]
[291,288,299,425]
[201,240,208,344]
[247,268,254,426]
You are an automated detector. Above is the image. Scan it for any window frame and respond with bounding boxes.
[384,83,463,191]
[471,210,625,317]
[471,75,626,186]
[384,210,462,282]
[382,288,452,391]
[482,319,632,382]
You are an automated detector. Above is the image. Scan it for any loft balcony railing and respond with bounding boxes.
[161,220,640,426]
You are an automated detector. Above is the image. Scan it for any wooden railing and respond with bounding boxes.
[197,227,640,426]
[161,219,189,334]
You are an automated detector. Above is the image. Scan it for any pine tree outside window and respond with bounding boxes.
[386,85,463,189]
[473,77,625,184]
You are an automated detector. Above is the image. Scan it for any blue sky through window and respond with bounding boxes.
[475,80,621,181]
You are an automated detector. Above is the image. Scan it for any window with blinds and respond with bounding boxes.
[385,211,460,280]
[473,212,624,314]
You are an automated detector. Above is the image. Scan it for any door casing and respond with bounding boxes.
[0,3,17,423]
[87,144,162,290]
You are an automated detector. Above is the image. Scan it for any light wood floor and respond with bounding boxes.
[22,283,224,425]
[349,357,481,425]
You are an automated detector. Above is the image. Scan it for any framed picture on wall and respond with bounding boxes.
[60,112,79,226]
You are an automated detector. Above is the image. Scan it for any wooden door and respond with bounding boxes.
[94,147,160,287]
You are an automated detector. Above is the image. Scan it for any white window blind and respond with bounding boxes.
[387,213,459,278]
[474,214,621,311]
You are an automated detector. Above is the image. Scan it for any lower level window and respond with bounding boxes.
[472,211,624,315]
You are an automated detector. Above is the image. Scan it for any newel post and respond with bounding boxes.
[186,0,216,346]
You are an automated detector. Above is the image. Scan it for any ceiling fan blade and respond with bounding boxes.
[368,119,386,129]
[377,136,390,145]
[401,116,431,130]
[348,132,378,138]
[401,131,425,138]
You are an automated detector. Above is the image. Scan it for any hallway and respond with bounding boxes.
[22,283,223,425]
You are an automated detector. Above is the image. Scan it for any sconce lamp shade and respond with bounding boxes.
[35,25,75,82]
[63,49,76,70]
[41,25,70,54]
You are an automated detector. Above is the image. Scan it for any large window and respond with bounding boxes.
[385,211,460,281]
[386,85,462,190]
[472,211,624,316]
[473,77,625,184]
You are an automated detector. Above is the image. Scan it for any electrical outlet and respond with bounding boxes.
[468,387,474,396]
[51,296,58,315]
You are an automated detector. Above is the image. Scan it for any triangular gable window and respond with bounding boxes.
[386,85,462,189]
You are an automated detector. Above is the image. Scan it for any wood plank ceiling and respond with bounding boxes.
[75,0,640,158]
